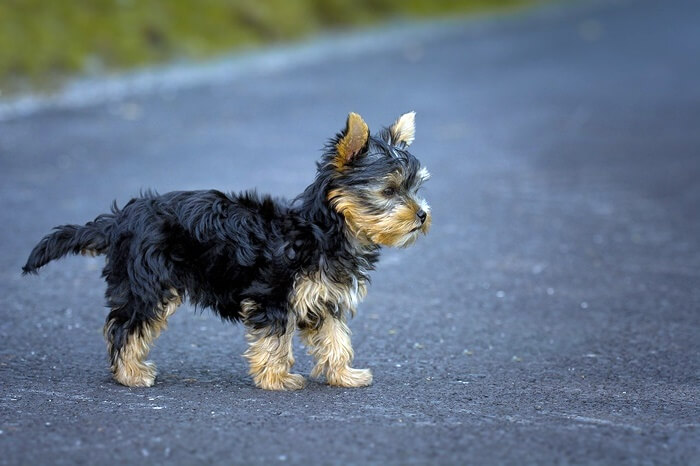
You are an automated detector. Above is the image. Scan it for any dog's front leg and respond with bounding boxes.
[301,315,372,387]
[242,303,305,391]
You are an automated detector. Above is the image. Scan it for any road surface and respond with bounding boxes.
[1,0,698,464]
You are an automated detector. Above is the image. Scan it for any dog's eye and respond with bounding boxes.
[382,187,396,197]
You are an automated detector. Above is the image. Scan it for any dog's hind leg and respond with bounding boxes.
[104,290,181,387]
[101,232,182,387]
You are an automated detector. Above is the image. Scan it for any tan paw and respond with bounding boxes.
[254,372,306,391]
[327,367,373,388]
[113,360,156,387]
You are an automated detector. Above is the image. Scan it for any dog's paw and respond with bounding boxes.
[327,367,373,388]
[255,372,307,391]
[113,360,157,387]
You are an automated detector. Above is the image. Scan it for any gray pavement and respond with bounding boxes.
[1,0,699,464]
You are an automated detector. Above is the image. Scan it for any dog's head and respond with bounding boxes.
[325,112,431,248]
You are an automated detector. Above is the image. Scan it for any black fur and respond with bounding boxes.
[23,113,429,387]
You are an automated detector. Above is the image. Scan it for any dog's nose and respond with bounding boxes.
[416,209,427,224]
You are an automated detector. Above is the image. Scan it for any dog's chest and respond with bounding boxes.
[290,270,367,326]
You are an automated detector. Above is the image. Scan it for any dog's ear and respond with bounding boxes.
[336,112,369,166]
[390,111,416,147]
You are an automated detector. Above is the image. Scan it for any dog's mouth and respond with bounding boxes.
[410,221,430,234]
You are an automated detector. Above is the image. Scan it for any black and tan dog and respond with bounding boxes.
[23,112,431,390]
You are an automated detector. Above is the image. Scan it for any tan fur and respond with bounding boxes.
[335,112,369,168]
[390,111,416,146]
[384,171,405,188]
[328,188,430,248]
[242,300,305,391]
[291,270,367,327]
[239,298,259,321]
[291,270,371,387]
[106,290,181,387]
[300,316,372,387]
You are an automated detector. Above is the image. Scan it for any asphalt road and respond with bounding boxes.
[1,0,699,464]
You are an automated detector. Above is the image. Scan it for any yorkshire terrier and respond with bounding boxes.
[23,112,431,390]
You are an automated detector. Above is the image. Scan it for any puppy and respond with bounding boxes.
[23,112,431,390]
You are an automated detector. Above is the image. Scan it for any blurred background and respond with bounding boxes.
[0,0,533,94]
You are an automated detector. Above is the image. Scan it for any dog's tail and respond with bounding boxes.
[22,214,115,275]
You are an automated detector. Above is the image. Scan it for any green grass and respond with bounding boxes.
[0,0,535,93]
